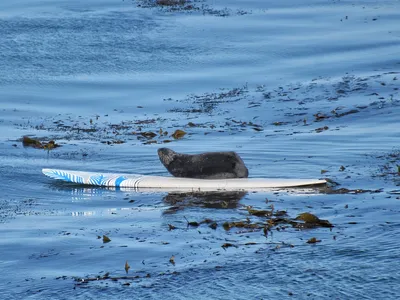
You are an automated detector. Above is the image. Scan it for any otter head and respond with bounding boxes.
[157,148,177,168]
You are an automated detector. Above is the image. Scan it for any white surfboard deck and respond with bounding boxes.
[42,168,326,191]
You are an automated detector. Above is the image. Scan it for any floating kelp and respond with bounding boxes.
[184,216,200,227]
[295,212,321,223]
[263,225,269,236]
[222,243,237,249]
[272,121,289,126]
[73,270,179,285]
[322,187,383,194]
[102,235,111,243]
[314,107,363,122]
[172,210,333,233]
[314,113,330,121]
[179,217,217,228]
[334,109,360,118]
[294,213,333,228]
[246,207,273,217]
[143,140,158,145]
[140,131,157,139]
[22,136,60,150]
[169,255,175,265]
[125,261,130,274]
[156,0,188,6]
[222,241,294,250]
[101,139,125,145]
[246,206,287,218]
[274,210,288,217]
[158,128,168,136]
[134,119,156,125]
[171,129,186,139]
[209,222,218,230]
[200,218,214,224]
[162,190,245,211]
[167,85,249,114]
[373,149,400,181]
[306,237,321,244]
[315,126,329,133]
[222,220,260,231]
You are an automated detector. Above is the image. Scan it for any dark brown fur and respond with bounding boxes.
[157,148,249,179]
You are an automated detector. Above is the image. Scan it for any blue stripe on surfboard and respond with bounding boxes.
[89,174,106,185]
[114,176,127,187]
[44,169,84,184]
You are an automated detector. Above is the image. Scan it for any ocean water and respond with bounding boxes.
[1,0,400,299]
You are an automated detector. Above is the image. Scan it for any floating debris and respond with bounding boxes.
[306,237,321,244]
[294,213,333,228]
[263,225,269,236]
[22,136,60,150]
[222,221,259,231]
[103,235,111,243]
[169,255,175,265]
[222,243,237,249]
[184,216,199,227]
[73,270,180,285]
[172,129,186,139]
[101,140,125,145]
[315,126,329,133]
[314,113,329,121]
[156,0,189,6]
[140,131,157,139]
[325,188,383,194]
[125,261,130,274]
[273,121,289,126]
[209,222,218,230]
[246,206,273,217]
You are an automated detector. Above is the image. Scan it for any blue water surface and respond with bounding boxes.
[0,0,400,299]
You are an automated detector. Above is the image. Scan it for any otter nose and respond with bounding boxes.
[158,148,168,156]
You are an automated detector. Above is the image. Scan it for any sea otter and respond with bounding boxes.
[157,148,249,179]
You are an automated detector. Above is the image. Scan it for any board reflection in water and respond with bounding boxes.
[163,190,247,212]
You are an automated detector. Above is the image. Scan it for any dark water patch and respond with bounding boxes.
[372,149,400,184]
[135,0,252,17]
[163,190,247,211]
[166,84,249,114]
[0,198,37,223]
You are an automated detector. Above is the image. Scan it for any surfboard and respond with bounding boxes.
[42,168,327,190]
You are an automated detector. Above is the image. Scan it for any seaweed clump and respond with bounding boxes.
[22,136,60,150]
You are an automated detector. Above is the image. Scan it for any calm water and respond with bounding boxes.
[1,0,400,299]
